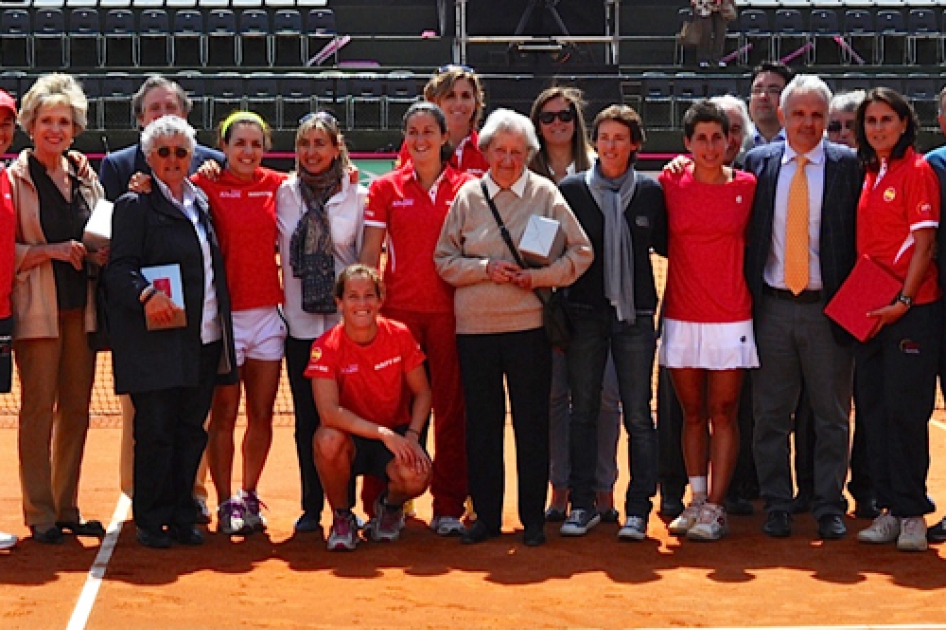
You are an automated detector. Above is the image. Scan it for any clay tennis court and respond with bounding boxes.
[3,256,946,629]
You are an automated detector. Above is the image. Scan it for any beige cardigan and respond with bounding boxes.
[7,150,104,340]
[435,170,592,335]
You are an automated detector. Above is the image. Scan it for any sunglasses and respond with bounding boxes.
[156,146,190,159]
[436,64,475,74]
[298,111,337,126]
[827,120,855,133]
[538,109,575,125]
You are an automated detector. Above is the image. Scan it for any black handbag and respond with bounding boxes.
[480,182,572,351]
[0,316,11,393]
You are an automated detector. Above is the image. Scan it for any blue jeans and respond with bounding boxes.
[566,303,657,517]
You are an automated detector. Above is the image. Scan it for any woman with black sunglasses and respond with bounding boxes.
[276,111,367,539]
[106,115,237,549]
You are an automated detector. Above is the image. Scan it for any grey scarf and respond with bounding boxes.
[585,160,638,322]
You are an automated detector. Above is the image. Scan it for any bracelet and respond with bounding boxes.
[895,293,913,309]
[140,286,157,305]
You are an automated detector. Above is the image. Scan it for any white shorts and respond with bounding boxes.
[658,318,760,370]
[232,306,287,366]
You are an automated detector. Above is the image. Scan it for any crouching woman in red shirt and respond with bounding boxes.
[307,264,433,551]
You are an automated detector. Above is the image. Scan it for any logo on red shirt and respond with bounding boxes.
[883,187,896,202]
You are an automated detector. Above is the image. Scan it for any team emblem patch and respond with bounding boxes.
[883,187,896,202]
[310,347,322,362]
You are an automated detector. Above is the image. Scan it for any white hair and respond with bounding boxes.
[478,108,541,160]
[140,115,197,157]
[780,74,833,111]
[829,89,866,115]
[709,95,752,137]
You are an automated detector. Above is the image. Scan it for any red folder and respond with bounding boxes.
[824,255,902,342]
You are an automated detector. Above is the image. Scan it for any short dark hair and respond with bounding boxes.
[683,100,730,140]
[403,101,453,164]
[334,264,384,300]
[751,61,793,87]
[855,87,918,171]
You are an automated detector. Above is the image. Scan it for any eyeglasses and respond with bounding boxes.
[298,111,337,126]
[155,146,190,159]
[750,86,783,97]
[436,64,475,75]
[538,109,575,125]
[827,120,856,133]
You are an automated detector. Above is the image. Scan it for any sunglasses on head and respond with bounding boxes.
[538,109,575,125]
[156,146,190,159]
[436,64,475,74]
[299,111,337,126]
[827,120,855,133]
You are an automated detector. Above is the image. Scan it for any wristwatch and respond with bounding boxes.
[895,293,913,308]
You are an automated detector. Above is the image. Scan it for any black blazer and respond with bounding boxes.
[98,143,225,202]
[743,141,862,340]
[559,171,668,313]
[105,187,237,394]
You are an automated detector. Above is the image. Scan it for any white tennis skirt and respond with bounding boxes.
[658,318,760,370]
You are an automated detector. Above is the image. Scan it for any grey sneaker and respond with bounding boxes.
[0,531,16,550]
[327,511,359,551]
[370,496,404,542]
[668,499,705,536]
[617,515,648,541]
[239,489,267,532]
[430,515,466,537]
[897,517,928,552]
[857,512,900,544]
[217,497,251,535]
[560,508,601,537]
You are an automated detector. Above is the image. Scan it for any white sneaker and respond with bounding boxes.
[668,499,704,536]
[0,531,16,550]
[430,515,466,537]
[617,515,648,541]
[239,489,267,532]
[217,497,251,535]
[857,512,900,544]
[897,517,928,552]
[687,503,729,542]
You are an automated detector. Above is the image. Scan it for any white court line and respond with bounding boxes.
[66,493,132,630]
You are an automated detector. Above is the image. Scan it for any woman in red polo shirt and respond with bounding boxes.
[852,87,941,552]
[396,66,488,177]
[361,101,476,536]
[193,111,288,536]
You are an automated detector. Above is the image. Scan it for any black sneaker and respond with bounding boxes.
[560,508,601,536]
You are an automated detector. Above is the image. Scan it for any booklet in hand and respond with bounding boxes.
[823,255,902,342]
[141,263,187,330]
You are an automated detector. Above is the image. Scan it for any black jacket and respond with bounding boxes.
[105,187,237,394]
[558,171,668,313]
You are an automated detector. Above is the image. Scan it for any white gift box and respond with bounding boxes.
[519,215,564,268]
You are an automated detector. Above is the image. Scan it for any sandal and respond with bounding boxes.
[56,520,106,537]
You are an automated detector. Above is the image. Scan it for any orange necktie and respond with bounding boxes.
[784,154,809,295]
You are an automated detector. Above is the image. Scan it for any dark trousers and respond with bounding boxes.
[285,336,325,519]
[567,306,657,517]
[848,380,875,505]
[131,341,220,531]
[457,328,551,532]
[856,301,941,518]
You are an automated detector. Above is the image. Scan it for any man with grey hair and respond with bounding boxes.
[709,94,752,167]
[743,75,861,541]
[827,90,866,149]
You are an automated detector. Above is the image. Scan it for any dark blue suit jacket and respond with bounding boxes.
[743,140,862,341]
[98,143,225,202]
[924,146,946,292]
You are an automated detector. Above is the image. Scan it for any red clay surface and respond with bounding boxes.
[2,413,946,629]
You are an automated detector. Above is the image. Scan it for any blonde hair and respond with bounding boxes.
[18,73,88,134]
[424,66,486,130]
[295,111,352,172]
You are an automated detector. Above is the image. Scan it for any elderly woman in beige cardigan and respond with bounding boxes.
[435,108,592,548]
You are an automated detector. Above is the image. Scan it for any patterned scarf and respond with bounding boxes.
[289,158,345,313]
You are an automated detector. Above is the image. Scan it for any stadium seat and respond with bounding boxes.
[33,8,67,69]
[132,0,165,8]
[233,0,263,7]
[240,9,272,67]
[348,72,386,131]
[100,72,137,130]
[903,73,938,130]
[906,8,941,66]
[139,9,172,67]
[78,74,102,130]
[206,9,239,67]
[99,0,131,7]
[172,9,205,68]
[307,8,339,66]
[69,8,102,68]
[278,73,316,130]
[174,70,209,130]
[673,73,705,126]
[273,9,305,67]
[33,0,65,7]
[165,0,197,7]
[842,9,875,68]
[772,9,810,64]
[875,9,906,65]
[312,71,349,126]
[0,9,32,68]
[706,75,743,99]
[640,72,674,129]
[208,73,246,128]
[737,9,772,67]
[103,9,135,68]
[385,71,420,130]
[244,72,280,127]
[67,0,97,8]
[809,9,842,66]
[0,71,25,102]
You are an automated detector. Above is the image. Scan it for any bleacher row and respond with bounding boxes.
[630,71,946,132]
[0,68,422,131]
[0,5,343,69]
[706,5,946,68]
